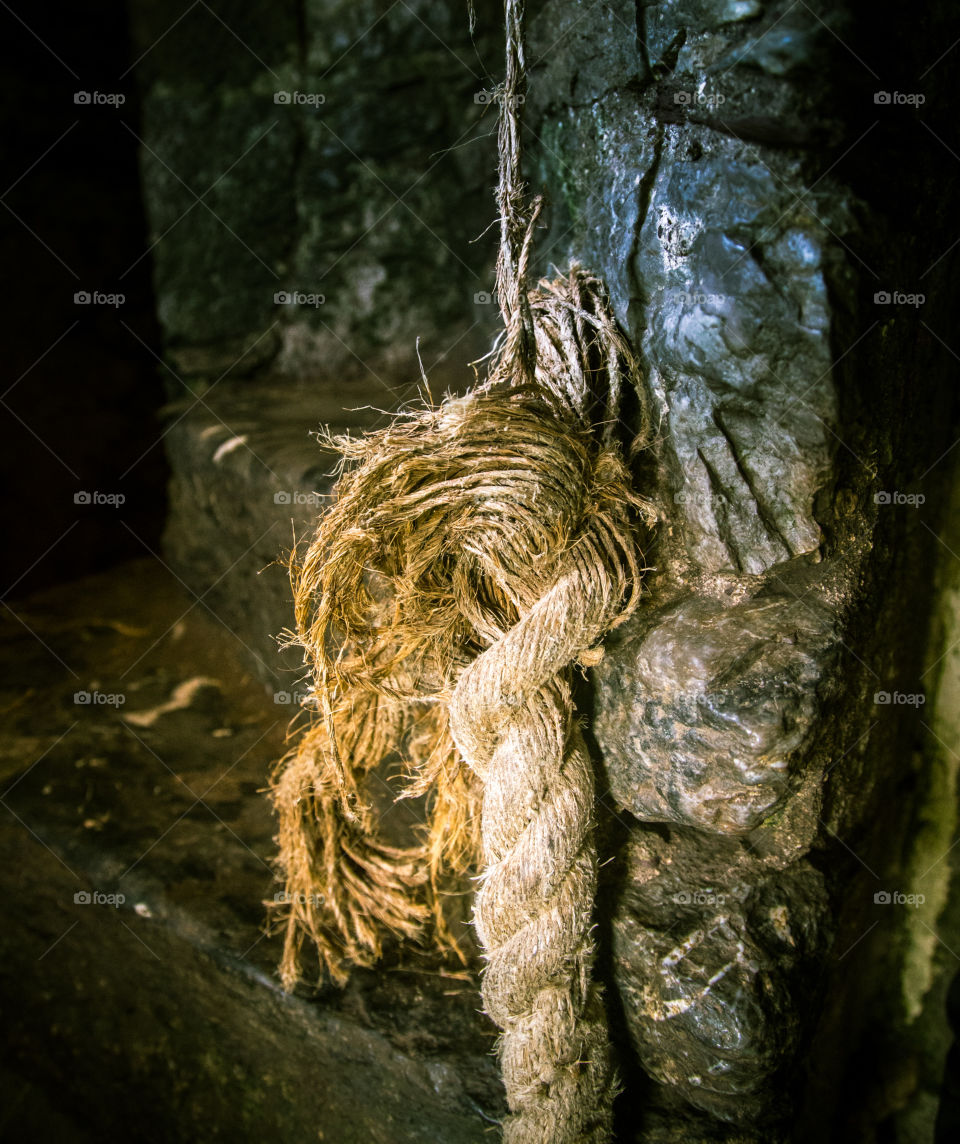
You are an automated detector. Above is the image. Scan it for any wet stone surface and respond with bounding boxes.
[611,827,830,1126]
[596,568,837,835]
[528,0,849,579]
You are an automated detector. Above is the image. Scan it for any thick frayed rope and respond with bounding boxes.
[268,2,656,1140]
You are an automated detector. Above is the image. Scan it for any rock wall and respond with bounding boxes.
[523,0,960,1137]
[130,0,502,387]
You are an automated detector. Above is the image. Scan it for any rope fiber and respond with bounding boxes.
[269,2,655,1138]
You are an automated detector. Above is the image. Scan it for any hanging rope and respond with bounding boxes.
[269,2,655,1139]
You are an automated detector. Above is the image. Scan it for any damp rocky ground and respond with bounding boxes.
[0,560,505,1143]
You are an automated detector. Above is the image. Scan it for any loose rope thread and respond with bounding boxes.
[269,3,656,1140]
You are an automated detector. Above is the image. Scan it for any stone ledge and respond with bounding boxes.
[161,377,406,688]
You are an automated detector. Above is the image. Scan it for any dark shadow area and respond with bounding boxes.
[0,0,167,599]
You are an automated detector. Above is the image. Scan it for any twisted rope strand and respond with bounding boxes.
[269,3,656,1139]
[448,524,627,1142]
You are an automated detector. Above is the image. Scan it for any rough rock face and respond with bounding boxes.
[524,0,960,1138]
[129,0,501,386]
[596,577,836,834]
[528,0,844,579]
[130,1,960,1141]
[612,828,829,1125]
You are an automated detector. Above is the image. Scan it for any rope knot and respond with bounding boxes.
[269,3,658,1140]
